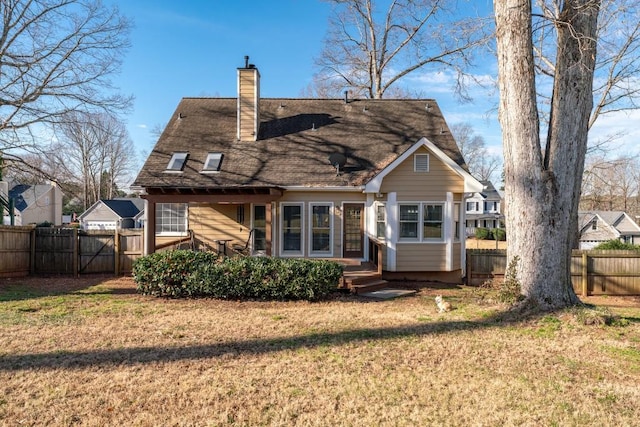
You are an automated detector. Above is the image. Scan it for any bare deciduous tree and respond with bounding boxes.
[313,0,491,99]
[581,154,640,214]
[0,0,132,153]
[496,0,600,309]
[53,112,136,209]
[450,122,502,183]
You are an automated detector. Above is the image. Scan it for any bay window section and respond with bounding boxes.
[282,204,303,253]
[310,204,332,254]
[156,203,187,235]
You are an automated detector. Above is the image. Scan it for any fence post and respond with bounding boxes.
[73,228,79,277]
[114,229,120,275]
[581,252,588,297]
[30,228,36,275]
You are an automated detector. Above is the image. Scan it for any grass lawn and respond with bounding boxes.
[1,276,639,426]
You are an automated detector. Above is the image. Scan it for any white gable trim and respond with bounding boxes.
[78,200,121,221]
[364,137,483,194]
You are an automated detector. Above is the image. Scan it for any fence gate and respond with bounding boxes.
[34,228,76,274]
[79,232,116,274]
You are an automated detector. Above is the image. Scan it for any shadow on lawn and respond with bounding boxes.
[0,309,559,372]
[0,275,133,302]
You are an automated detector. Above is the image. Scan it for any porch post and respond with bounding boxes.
[144,198,156,255]
[265,202,272,256]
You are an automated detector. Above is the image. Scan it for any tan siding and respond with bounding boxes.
[452,242,462,270]
[189,203,250,250]
[380,146,464,200]
[396,243,447,271]
[85,203,120,222]
[238,69,257,141]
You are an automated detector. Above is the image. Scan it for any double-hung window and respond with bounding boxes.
[423,204,443,239]
[375,204,386,239]
[399,205,419,239]
[156,203,187,234]
[282,204,303,254]
[310,203,332,254]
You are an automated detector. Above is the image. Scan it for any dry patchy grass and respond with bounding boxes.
[1,276,639,426]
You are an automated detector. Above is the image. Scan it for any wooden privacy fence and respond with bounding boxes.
[467,249,640,296]
[0,227,143,277]
[0,225,33,277]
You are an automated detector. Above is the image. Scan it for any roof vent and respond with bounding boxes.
[328,153,347,176]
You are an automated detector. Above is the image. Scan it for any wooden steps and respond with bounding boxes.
[339,260,388,294]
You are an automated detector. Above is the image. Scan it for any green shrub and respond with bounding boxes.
[134,251,344,301]
[475,227,491,240]
[132,250,219,297]
[593,239,640,251]
[492,228,506,241]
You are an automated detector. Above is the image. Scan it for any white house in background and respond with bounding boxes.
[578,211,640,249]
[79,199,145,230]
[3,182,64,226]
[465,180,504,236]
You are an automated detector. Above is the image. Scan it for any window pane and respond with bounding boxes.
[156,203,187,233]
[167,152,188,171]
[312,205,330,227]
[400,222,418,238]
[312,231,330,252]
[425,205,442,221]
[253,205,266,251]
[400,205,419,221]
[423,223,442,238]
[283,205,302,252]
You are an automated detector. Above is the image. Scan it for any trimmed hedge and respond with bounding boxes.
[132,250,344,301]
[475,227,491,240]
[593,239,640,251]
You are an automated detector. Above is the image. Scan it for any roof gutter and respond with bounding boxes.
[284,186,365,192]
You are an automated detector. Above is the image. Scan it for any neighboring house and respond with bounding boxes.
[578,211,640,249]
[4,182,64,226]
[465,180,504,236]
[79,199,145,230]
[133,59,483,282]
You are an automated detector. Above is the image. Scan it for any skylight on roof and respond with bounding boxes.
[202,152,223,173]
[167,152,188,171]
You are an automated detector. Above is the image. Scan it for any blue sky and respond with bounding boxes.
[112,1,502,159]
[111,0,638,181]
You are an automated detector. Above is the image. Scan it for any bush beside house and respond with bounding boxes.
[133,250,344,301]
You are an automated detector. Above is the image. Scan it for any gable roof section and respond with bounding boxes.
[364,138,483,193]
[578,211,640,236]
[79,199,143,221]
[133,98,470,192]
[9,184,55,212]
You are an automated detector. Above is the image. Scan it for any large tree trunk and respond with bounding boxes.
[495,0,600,310]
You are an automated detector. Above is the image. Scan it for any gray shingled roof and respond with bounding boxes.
[133,98,467,192]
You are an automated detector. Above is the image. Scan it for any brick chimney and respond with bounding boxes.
[237,56,260,141]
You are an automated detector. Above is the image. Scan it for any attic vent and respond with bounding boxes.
[202,152,223,173]
[414,154,429,172]
[167,152,189,172]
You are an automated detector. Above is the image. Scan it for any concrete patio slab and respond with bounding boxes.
[359,288,417,300]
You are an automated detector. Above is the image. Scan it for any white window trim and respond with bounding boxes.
[250,203,267,256]
[397,202,445,243]
[454,202,461,242]
[279,202,304,257]
[155,203,188,236]
[308,202,333,257]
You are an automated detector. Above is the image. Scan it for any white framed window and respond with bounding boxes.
[202,152,223,173]
[414,154,429,172]
[252,205,267,253]
[281,203,303,255]
[309,203,332,255]
[156,203,187,235]
[166,152,188,172]
[375,203,386,239]
[399,204,419,239]
[423,204,443,239]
